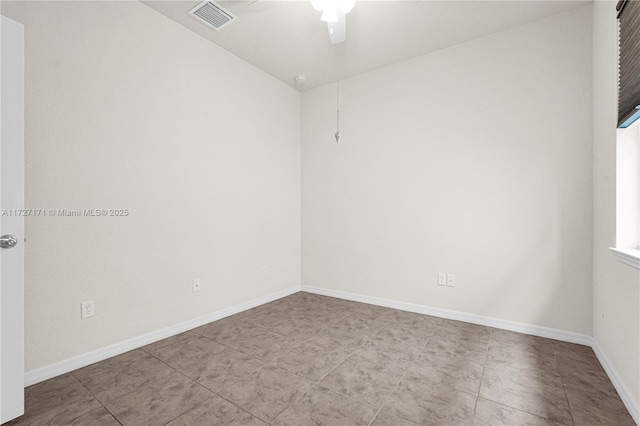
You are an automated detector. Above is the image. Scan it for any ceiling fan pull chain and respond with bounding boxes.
[335,45,341,143]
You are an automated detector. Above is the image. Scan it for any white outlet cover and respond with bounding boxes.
[81,300,95,319]
[437,273,447,286]
[262,265,269,276]
[446,274,456,287]
[192,279,201,293]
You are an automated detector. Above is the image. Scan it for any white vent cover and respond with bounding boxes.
[189,1,238,31]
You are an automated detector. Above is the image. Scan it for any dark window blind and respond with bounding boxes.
[618,0,640,127]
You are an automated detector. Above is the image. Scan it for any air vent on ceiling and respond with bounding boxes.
[189,1,238,31]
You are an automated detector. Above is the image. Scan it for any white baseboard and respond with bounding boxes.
[302,285,639,425]
[24,285,301,387]
[592,340,640,425]
[301,285,592,345]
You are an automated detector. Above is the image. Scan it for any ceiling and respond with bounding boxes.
[143,0,588,91]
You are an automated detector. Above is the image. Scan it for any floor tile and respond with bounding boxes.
[350,306,397,325]
[479,366,572,424]
[72,350,146,381]
[165,394,265,426]
[230,325,305,362]
[308,328,370,354]
[73,352,175,403]
[371,323,430,349]
[151,335,232,381]
[272,386,377,426]
[332,316,388,337]
[557,355,619,400]
[350,338,422,371]
[385,318,438,341]
[485,342,557,373]
[441,321,493,343]
[23,374,97,415]
[216,365,313,422]
[301,307,350,325]
[489,330,555,352]
[565,386,636,426]
[9,292,635,426]
[370,411,419,426]
[242,309,292,329]
[392,310,445,329]
[6,374,101,426]
[408,353,484,396]
[69,407,120,426]
[195,347,266,392]
[473,398,569,425]
[319,357,405,408]
[272,340,349,381]
[105,370,212,426]
[382,375,477,425]
[420,334,488,366]
[226,306,265,320]
[141,331,198,354]
[269,316,326,338]
[552,340,598,365]
[154,336,264,390]
[192,317,255,345]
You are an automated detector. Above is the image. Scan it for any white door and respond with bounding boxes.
[0,15,25,425]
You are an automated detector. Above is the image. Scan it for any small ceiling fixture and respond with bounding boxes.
[310,0,356,44]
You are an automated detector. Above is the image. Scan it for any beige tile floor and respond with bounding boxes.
[7,292,635,426]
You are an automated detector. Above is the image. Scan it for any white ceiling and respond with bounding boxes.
[143,0,588,91]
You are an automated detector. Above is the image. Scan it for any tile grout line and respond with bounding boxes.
[133,350,222,425]
[69,372,125,426]
[267,312,390,424]
[268,311,398,424]
[365,329,435,426]
[169,304,378,424]
[144,343,266,425]
[479,396,571,424]
[160,397,215,426]
[472,328,494,423]
[132,342,249,425]
[552,345,577,426]
[479,334,580,425]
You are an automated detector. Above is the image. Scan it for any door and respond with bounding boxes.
[0,15,25,425]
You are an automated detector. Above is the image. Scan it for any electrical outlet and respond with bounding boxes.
[446,274,456,287]
[437,273,447,286]
[262,265,269,277]
[81,300,94,319]
[192,278,201,293]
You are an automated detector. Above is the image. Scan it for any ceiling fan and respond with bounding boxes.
[309,0,356,44]
[246,0,355,44]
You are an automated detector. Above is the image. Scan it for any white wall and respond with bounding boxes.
[302,6,593,334]
[592,0,640,406]
[2,1,633,402]
[1,1,301,371]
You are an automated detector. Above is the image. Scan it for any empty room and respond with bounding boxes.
[0,0,638,424]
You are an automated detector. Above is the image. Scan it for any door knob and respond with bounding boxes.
[0,235,18,249]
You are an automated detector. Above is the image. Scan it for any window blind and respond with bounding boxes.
[618,0,640,127]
